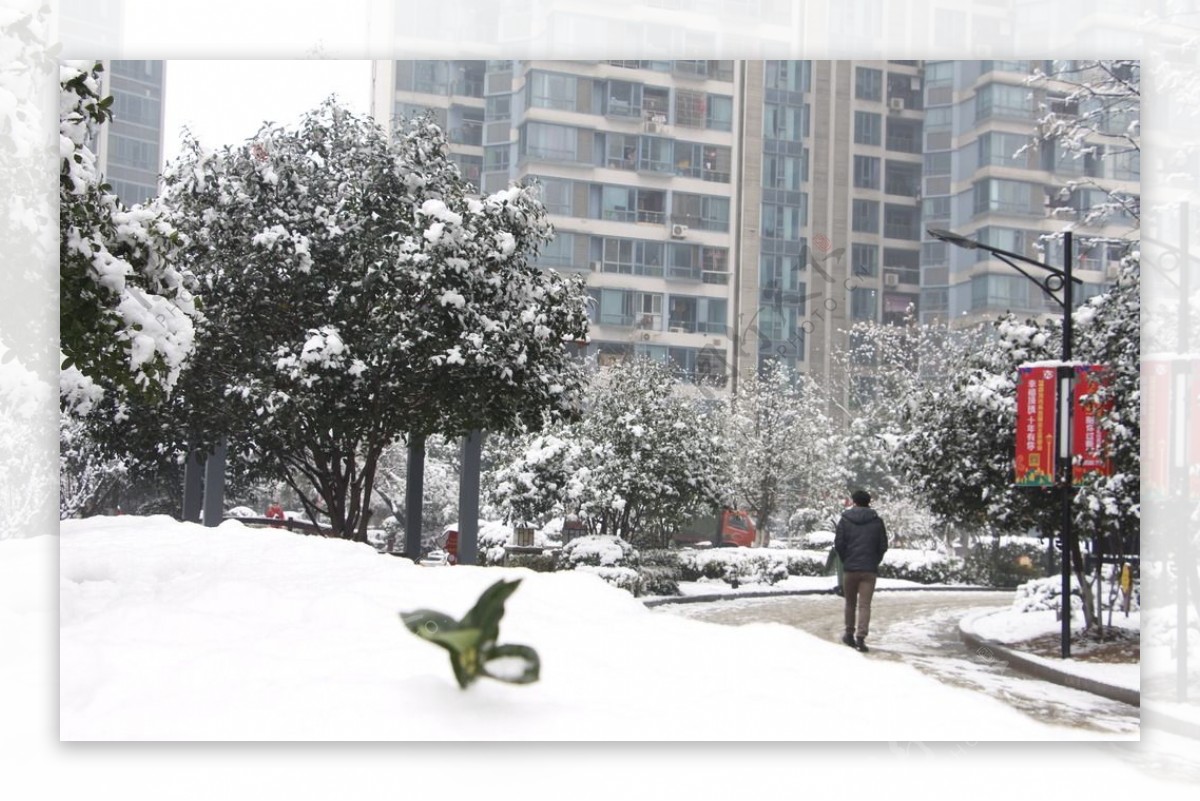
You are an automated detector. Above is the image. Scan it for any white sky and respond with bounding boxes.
[162,60,374,165]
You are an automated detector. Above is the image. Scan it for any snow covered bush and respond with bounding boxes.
[1012,576,1085,616]
[557,535,642,594]
[477,521,514,567]
[558,534,639,570]
[636,549,682,597]
[675,549,789,587]
[877,550,966,585]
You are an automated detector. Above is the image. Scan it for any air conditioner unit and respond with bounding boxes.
[888,97,905,112]
[884,273,900,287]
[671,224,689,239]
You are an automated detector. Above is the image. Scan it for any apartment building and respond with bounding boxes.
[372,60,742,395]
[94,60,167,207]
[918,60,1138,327]
[372,59,1137,396]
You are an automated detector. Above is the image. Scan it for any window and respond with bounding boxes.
[852,199,879,233]
[765,61,811,92]
[924,106,952,130]
[851,287,878,320]
[673,193,731,231]
[921,241,949,266]
[762,202,804,240]
[592,288,663,328]
[853,155,881,189]
[975,82,1033,121]
[674,89,707,128]
[855,67,883,101]
[883,248,920,284]
[924,61,954,87]
[666,296,728,335]
[606,80,642,117]
[529,71,576,111]
[536,232,575,268]
[592,237,665,277]
[113,92,160,127]
[486,94,511,120]
[451,153,483,187]
[883,204,920,240]
[531,176,573,215]
[522,122,577,161]
[638,136,674,174]
[854,111,881,146]
[763,153,806,190]
[922,196,951,219]
[975,227,1027,259]
[923,151,951,175]
[978,131,1031,167]
[677,143,732,182]
[602,132,640,170]
[974,178,1037,215]
[885,118,922,153]
[764,103,808,140]
[971,274,1029,310]
[884,160,921,197]
[760,254,804,294]
[706,95,733,131]
[852,243,878,277]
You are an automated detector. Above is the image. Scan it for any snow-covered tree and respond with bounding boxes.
[373,435,463,545]
[489,357,726,548]
[59,61,200,404]
[1071,252,1140,554]
[154,103,589,541]
[58,412,128,519]
[897,314,1062,538]
[724,361,845,545]
[1026,59,1140,229]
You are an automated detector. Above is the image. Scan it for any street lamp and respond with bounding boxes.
[927,227,1084,659]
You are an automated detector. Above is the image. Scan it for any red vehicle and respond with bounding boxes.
[673,508,757,548]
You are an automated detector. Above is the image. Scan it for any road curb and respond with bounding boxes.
[643,584,1005,608]
[957,610,1140,708]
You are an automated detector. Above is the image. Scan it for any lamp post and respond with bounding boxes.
[927,228,1083,659]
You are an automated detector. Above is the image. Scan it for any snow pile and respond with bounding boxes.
[58,515,1105,741]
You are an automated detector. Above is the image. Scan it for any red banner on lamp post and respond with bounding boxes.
[1016,365,1058,486]
[1072,364,1112,481]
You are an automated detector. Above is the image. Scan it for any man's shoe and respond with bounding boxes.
[841,632,856,647]
[854,637,869,653]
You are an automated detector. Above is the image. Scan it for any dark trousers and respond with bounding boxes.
[842,571,878,639]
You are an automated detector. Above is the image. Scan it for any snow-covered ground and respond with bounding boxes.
[2,517,1197,799]
[58,515,1092,742]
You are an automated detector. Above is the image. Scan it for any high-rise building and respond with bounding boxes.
[371,59,1138,395]
[94,60,167,207]
[918,60,1137,327]
[373,60,742,396]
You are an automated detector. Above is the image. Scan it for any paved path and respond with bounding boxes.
[659,590,1139,734]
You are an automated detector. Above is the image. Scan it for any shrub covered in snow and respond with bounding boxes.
[575,565,642,595]
[557,535,639,570]
[676,548,789,587]
[477,521,514,567]
[1012,573,1140,616]
[877,549,966,585]
[557,535,642,594]
[636,549,682,597]
[1012,576,1085,615]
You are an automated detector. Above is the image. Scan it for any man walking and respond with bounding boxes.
[834,489,889,652]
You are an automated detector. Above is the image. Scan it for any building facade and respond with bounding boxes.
[372,59,1138,395]
[918,60,1138,327]
[94,60,167,207]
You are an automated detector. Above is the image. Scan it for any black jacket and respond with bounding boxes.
[834,506,888,573]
